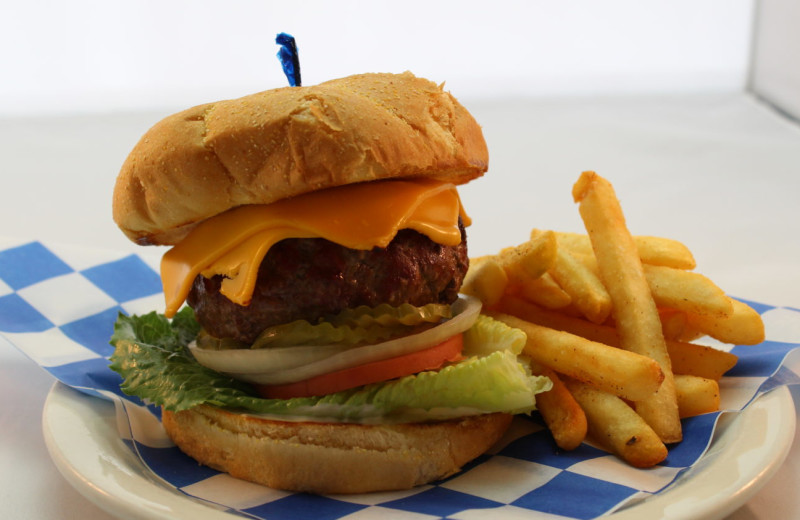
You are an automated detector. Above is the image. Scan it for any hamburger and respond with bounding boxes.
[109,71,550,494]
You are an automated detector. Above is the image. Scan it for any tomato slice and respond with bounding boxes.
[256,333,464,399]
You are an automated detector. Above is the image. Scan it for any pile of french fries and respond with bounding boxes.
[463,171,764,468]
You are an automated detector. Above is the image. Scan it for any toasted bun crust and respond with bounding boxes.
[161,405,512,494]
[113,72,488,246]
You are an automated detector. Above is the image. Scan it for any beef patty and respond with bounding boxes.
[187,222,469,343]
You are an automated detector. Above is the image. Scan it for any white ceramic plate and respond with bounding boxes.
[43,382,795,520]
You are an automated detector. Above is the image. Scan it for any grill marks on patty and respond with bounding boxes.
[187,222,469,343]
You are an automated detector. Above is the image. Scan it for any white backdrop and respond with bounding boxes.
[4,3,800,520]
[1,0,753,116]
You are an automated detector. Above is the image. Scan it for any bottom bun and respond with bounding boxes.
[162,405,513,494]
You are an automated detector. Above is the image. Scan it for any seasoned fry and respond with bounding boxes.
[667,341,737,381]
[497,295,737,380]
[463,170,754,466]
[564,379,668,468]
[573,171,681,443]
[547,235,612,324]
[552,231,696,270]
[496,230,557,281]
[539,231,593,256]
[569,249,600,275]
[677,327,706,343]
[511,272,572,310]
[683,297,765,345]
[644,265,732,318]
[496,295,619,345]
[461,257,508,306]
[565,252,729,320]
[634,235,697,270]
[674,375,720,418]
[489,312,664,402]
[528,360,587,451]
[659,308,688,341]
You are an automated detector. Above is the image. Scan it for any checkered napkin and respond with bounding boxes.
[2,238,800,520]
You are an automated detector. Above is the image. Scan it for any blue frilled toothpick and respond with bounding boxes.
[275,33,301,87]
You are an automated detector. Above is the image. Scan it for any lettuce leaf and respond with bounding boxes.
[463,314,527,357]
[109,308,551,423]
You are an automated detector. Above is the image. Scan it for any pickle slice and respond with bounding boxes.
[328,302,452,328]
[195,321,410,351]
[249,319,412,349]
[196,302,453,351]
[196,329,248,350]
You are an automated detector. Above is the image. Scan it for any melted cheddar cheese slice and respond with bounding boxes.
[161,179,470,317]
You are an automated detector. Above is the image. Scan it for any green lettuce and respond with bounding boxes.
[109,308,551,423]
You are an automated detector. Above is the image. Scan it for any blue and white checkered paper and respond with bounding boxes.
[2,238,800,520]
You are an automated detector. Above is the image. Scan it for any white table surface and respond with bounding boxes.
[1,91,799,519]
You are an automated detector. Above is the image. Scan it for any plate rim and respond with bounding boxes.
[42,383,242,520]
[608,385,796,520]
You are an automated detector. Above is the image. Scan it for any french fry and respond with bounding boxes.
[659,308,688,341]
[489,312,664,402]
[511,272,572,310]
[496,230,557,281]
[552,231,696,270]
[644,265,733,318]
[667,341,737,381]
[463,171,754,467]
[683,297,765,345]
[567,252,729,320]
[497,295,737,380]
[677,327,706,343]
[570,250,600,276]
[539,231,592,256]
[547,235,612,324]
[573,171,682,443]
[564,379,668,468]
[634,235,697,270]
[674,375,720,418]
[528,360,587,451]
[497,295,618,345]
[461,257,508,306]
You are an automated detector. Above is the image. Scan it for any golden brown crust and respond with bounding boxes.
[161,406,512,494]
[113,72,488,245]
